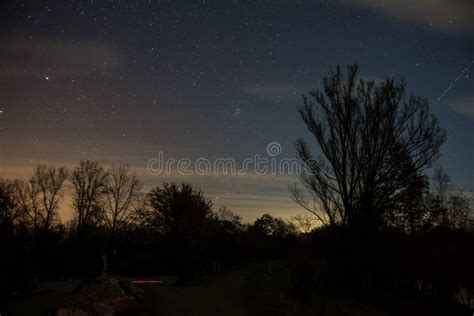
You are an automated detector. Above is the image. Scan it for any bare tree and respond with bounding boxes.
[293,64,446,232]
[447,194,470,230]
[430,167,471,230]
[12,165,68,233]
[432,166,451,202]
[430,166,451,225]
[33,165,68,231]
[216,205,241,223]
[103,164,142,240]
[70,160,108,231]
[14,178,41,232]
[290,214,316,234]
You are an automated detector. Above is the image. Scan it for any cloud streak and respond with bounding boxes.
[243,84,304,98]
[0,33,123,83]
[0,137,303,222]
[451,95,474,118]
[341,0,474,33]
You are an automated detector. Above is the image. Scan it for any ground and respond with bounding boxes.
[0,261,466,315]
[125,262,384,316]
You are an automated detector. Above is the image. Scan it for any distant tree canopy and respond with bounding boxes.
[215,205,244,235]
[293,64,446,232]
[251,213,296,237]
[145,183,215,243]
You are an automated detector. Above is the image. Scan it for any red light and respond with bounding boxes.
[131,280,162,284]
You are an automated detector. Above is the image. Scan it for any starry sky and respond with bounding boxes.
[0,0,473,222]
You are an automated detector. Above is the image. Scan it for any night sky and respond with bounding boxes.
[1,0,472,222]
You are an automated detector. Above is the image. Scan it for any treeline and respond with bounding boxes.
[0,161,473,311]
[0,160,472,306]
[0,160,298,296]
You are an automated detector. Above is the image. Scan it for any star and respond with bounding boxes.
[233,107,241,119]
[44,76,50,80]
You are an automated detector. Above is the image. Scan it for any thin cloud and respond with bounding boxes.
[450,95,474,118]
[243,84,304,98]
[341,0,474,33]
[244,76,387,100]
[0,33,123,83]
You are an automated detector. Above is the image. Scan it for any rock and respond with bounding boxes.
[59,276,138,316]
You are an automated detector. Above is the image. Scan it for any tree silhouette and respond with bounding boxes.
[215,205,244,235]
[384,168,430,233]
[144,183,215,280]
[293,64,446,232]
[103,164,142,241]
[14,178,41,233]
[0,179,22,234]
[252,213,296,237]
[429,167,471,230]
[291,214,316,234]
[70,160,108,232]
[430,166,451,226]
[33,165,68,232]
[145,183,214,236]
[12,165,68,234]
